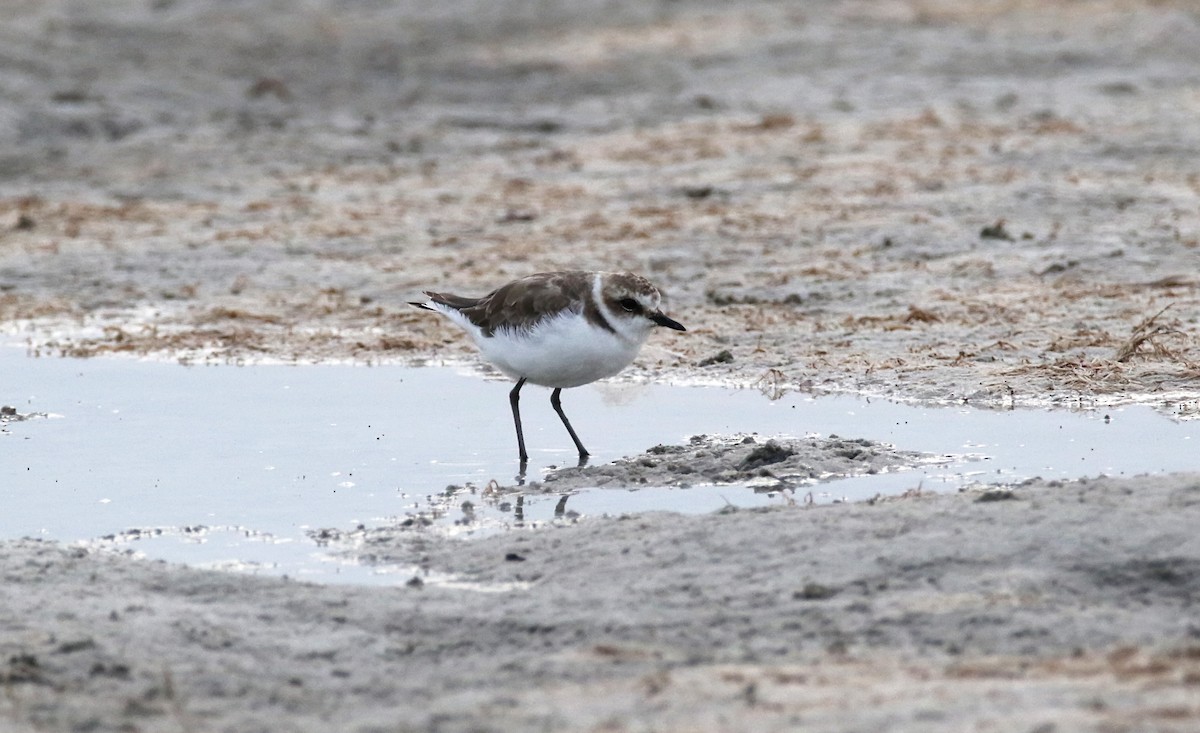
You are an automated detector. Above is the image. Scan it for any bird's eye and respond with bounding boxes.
[618,298,641,313]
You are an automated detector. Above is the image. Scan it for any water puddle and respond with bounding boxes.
[2,348,1197,586]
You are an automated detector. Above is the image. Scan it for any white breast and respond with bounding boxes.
[475,310,648,388]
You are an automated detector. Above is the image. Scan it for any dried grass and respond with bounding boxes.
[1112,304,1183,363]
[999,304,1199,394]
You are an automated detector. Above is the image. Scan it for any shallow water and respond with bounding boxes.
[2,349,1196,585]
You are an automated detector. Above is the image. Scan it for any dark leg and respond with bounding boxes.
[509,378,529,465]
[550,388,589,460]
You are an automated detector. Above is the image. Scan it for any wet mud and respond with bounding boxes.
[520,434,934,492]
[308,433,942,561]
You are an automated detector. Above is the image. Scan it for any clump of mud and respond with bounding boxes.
[1,406,47,435]
[522,434,936,493]
[309,434,940,568]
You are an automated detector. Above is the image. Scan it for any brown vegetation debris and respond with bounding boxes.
[196,307,286,325]
[1112,304,1186,363]
[904,305,941,324]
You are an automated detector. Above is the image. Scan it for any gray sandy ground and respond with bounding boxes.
[3,0,1200,731]
[3,474,1199,732]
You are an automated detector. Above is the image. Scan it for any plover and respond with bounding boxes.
[411,270,686,465]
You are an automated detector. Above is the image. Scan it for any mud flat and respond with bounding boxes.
[2,473,1199,732]
[1,0,1197,412]
[2,0,1200,731]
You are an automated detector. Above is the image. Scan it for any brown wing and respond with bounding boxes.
[428,271,591,337]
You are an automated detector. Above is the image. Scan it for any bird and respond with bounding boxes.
[410,270,686,466]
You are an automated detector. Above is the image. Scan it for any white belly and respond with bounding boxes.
[473,312,647,388]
